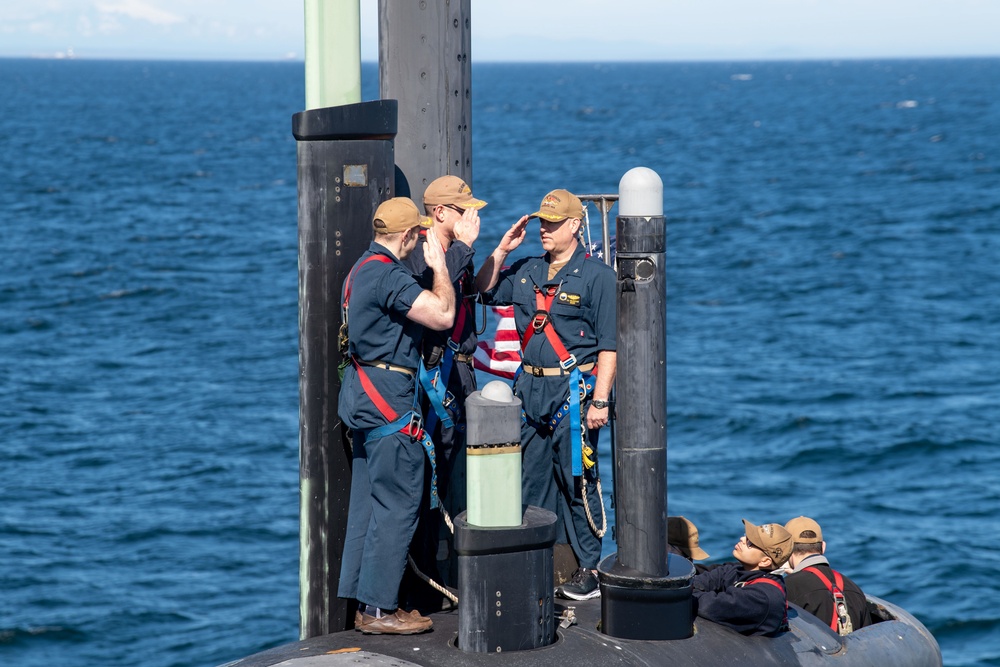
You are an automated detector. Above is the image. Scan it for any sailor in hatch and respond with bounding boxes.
[337,197,455,635]
[476,189,617,601]
[782,515,872,634]
[690,519,792,637]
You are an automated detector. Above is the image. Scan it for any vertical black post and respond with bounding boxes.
[294,101,397,639]
[613,182,668,576]
[598,168,693,641]
[378,0,473,201]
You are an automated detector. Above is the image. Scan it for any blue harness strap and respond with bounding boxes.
[366,410,439,510]
[521,371,595,476]
[353,359,439,510]
[420,296,470,436]
[567,367,584,475]
[519,281,600,477]
[418,359,454,431]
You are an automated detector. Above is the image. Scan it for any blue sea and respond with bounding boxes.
[2,57,998,667]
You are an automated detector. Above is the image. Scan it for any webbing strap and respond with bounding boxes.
[521,370,597,476]
[343,254,391,309]
[519,283,590,474]
[520,284,575,369]
[567,367,584,475]
[545,372,596,432]
[803,567,848,632]
[352,358,438,509]
[747,577,789,629]
[422,300,468,435]
[418,361,454,430]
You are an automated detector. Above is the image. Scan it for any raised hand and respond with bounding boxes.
[454,207,481,247]
[499,215,530,254]
[422,225,447,274]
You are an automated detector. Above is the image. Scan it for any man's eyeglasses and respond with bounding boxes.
[444,204,466,215]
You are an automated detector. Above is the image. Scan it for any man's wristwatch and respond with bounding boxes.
[592,399,609,409]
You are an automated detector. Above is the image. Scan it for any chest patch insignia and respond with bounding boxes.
[558,292,581,307]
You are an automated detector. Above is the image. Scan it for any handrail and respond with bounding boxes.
[577,194,618,268]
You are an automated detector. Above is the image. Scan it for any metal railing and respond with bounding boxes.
[577,194,619,268]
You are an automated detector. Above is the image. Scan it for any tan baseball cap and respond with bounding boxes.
[668,516,710,560]
[423,175,487,210]
[528,189,584,222]
[785,516,823,544]
[742,519,793,567]
[373,197,432,234]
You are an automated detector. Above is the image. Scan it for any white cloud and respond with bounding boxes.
[94,0,183,27]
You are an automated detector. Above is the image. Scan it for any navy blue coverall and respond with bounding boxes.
[403,238,478,598]
[485,244,616,570]
[404,237,478,514]
[338,243,428,611]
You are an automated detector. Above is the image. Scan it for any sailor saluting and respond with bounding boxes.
[477,189,617,601]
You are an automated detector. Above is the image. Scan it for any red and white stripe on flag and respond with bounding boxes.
[474,305,522,379]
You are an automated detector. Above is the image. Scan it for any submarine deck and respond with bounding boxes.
[224,595,940,667]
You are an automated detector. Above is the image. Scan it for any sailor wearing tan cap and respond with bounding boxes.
[667,515,713,573]
[476,189,617,601]
[337,197,455,635]
[690,519,792,636]
[783,516,872,634]
[401,175,486,607]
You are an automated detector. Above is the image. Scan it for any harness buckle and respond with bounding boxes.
[423,345,444,368]
[532,310,549,333]
[559,354,578,372]
[446,338,460,352]
[442,391,456,409]
[407,412,424,440]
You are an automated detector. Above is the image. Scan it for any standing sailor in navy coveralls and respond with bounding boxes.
[338,197,455,635]
[477,189,617,601]
[402,176,485,603]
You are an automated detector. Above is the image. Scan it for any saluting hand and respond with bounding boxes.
[454,207,481,247]
[423,226,447,274]
[498,215,529,255]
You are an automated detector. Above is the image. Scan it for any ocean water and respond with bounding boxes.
[1,58,998,667]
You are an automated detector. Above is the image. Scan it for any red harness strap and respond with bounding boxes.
[341,253,424,440]
[343,254,392,308]
[352,359,425,439]
[449,292,468,349]
[747,576,789,629]
[521,284,575,369]
[803,567,848,632]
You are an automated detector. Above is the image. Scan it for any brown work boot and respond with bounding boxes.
[359,608,433,635]
[354,609,376,630]
[398,608,432,624]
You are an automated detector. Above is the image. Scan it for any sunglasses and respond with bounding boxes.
[744,535,763,552]
[444,204,466,215]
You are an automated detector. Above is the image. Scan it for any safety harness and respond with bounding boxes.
[417,288,471,436]
[803,567,854,635]
[741,576,789,632]
[517,278,606,538]
[521,281,596,476]
[340,253,439,509]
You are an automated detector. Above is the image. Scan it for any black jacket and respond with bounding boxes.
[784,556,872,632]
[691,562,788,636]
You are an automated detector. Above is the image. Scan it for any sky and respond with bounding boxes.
[1,0,998,62]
